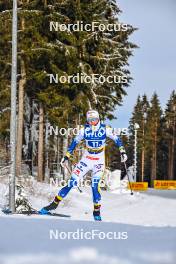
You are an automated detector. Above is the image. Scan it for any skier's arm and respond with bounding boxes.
[106,126,124,150]
[60,127,84,167]
[106,126,127,162]
[65,126,84,158]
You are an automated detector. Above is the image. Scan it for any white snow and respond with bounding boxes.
[0,249,126,264]
[0,249,174,264]
[0,177,176,264]
[0,177,176,227]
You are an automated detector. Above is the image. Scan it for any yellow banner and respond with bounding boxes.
[127,182,148,191]
[154,180,176,190]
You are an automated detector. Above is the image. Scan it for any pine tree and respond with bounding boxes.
[0,0,77,175]
[140,95,149,181]
[128,95,149,181]
[157,114,168,180]
[145,93,162,186]
[0,1,14,165]
[128,96,142,178]
[164,91,176,180]
[37,103,44,182]
[32,0,137,176]
[0,0,136,179]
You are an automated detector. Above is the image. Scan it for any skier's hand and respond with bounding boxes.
[121,152,128,163]
[60,156,69,167]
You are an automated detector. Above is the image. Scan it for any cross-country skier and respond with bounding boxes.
[39,110,127,221]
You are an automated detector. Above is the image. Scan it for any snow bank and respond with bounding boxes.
[0,176,176,227]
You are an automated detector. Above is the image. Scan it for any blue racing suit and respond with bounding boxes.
[58,122,125,205]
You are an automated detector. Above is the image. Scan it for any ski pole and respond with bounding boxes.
[123,161,133,195]
[64,164,83,193]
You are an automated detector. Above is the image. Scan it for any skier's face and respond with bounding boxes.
[87,117,99,126]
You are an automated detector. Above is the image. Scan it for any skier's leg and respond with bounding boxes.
[92,178,102,220]
[92,178,101,204]
[40,195,63,213]
[58,157,90,198]
[39,157,90,214]
[39,177,77,214]
[57,175,79,199]
[39,176,78,214]
[92,161,105,221]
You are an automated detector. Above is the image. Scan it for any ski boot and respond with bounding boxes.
[93,204,102,221]
[39,195,62,215]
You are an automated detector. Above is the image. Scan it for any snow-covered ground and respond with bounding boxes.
[1,178,175,227]
[0,179,176,264]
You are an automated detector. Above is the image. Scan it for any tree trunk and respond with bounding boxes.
[141,119,145,182]
[62,133,69,180]
[43,0,47,7]
[16,58,26,176]
[37,103,44,182]
[171,125,175,179]
[56,135,60,173]
[87,99,92,110]
[141,148,145,182]
[151,121,157,187]
[168,124,175,180]
[16,17,26,176]
[44,119,50,182]
[168,140,172,180]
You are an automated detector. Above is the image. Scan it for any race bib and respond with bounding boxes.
[88,140,103,148]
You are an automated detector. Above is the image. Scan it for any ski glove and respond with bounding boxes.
[60,156,69,167]
[120,152,128,163]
